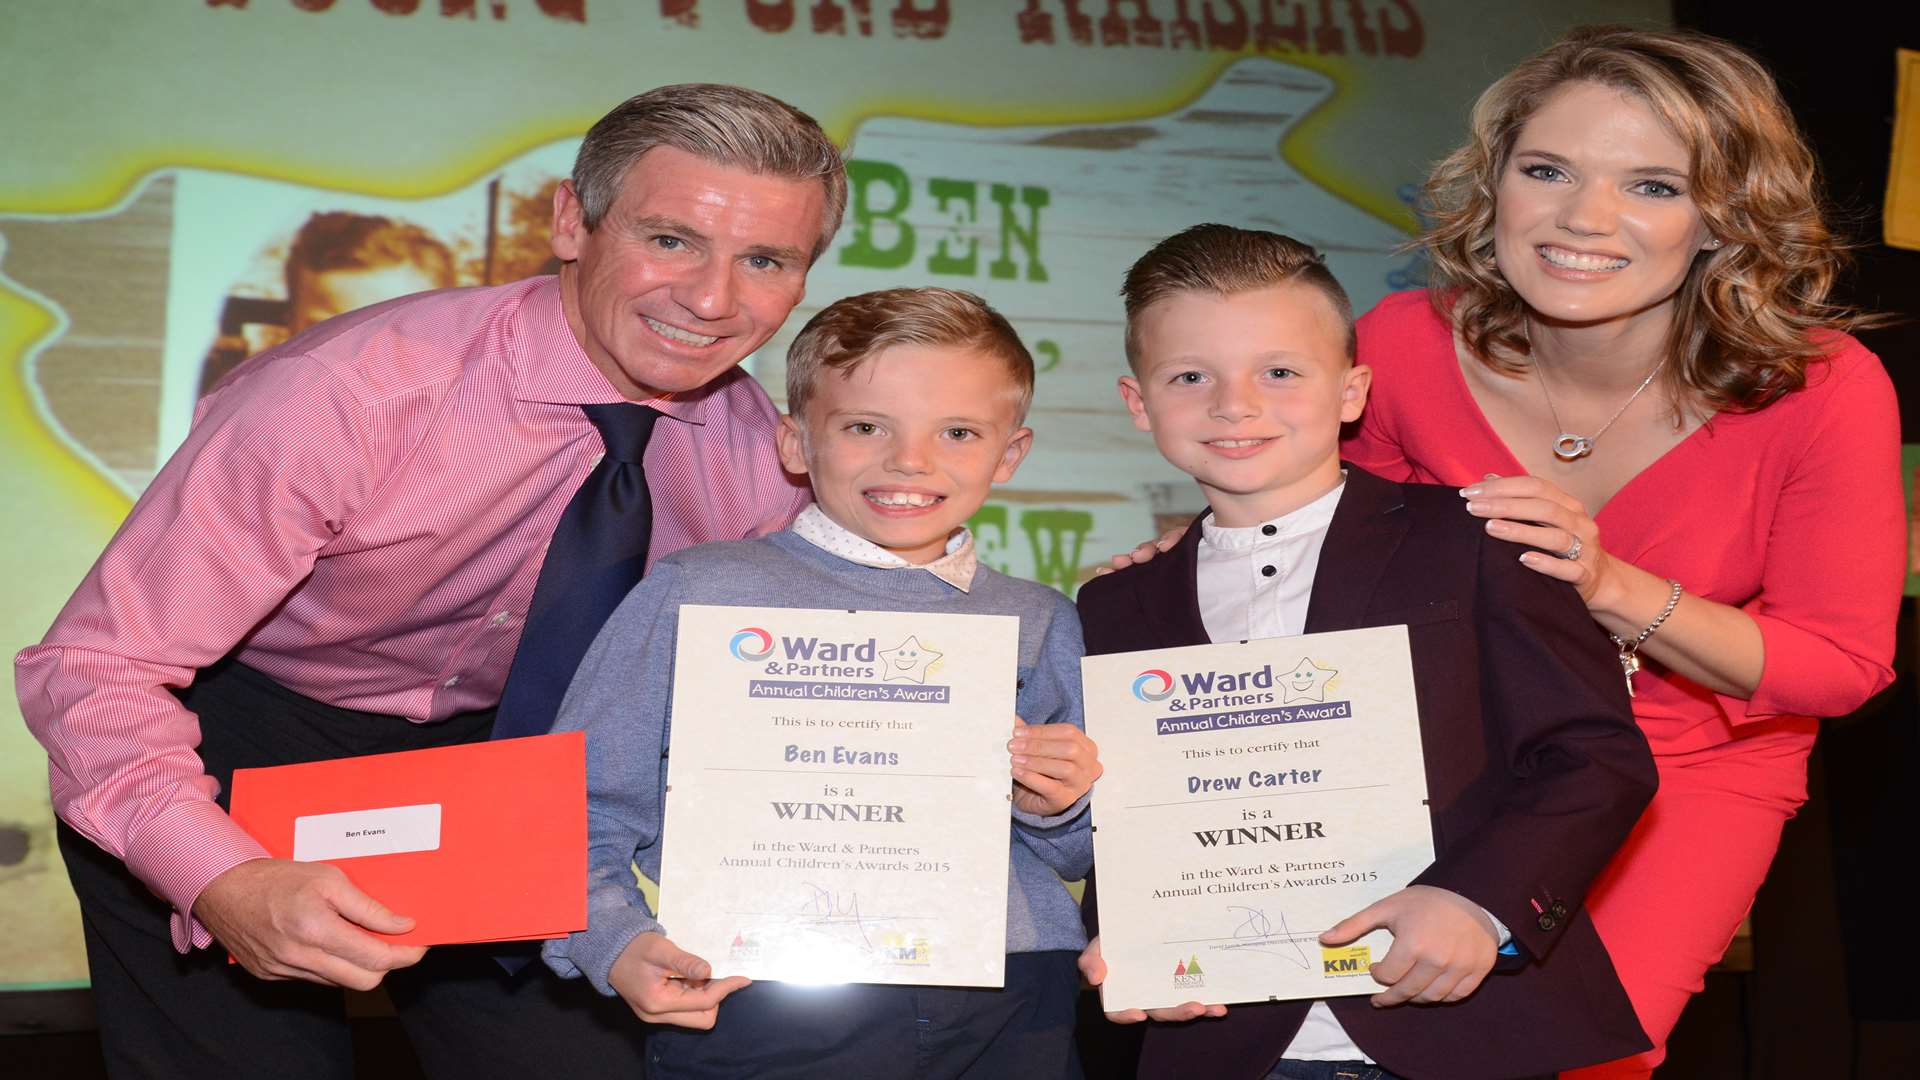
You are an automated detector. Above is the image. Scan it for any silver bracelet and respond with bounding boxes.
[1607,579,1683,698]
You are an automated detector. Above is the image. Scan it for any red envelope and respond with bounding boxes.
[228,732,586,946]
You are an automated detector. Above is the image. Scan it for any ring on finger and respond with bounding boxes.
[1559,536,1582,561]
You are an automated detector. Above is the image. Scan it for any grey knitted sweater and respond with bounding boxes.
[542,529,1093,995]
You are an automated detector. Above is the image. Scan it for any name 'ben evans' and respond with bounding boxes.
[1189,767,1323,793]
[785,744,900,766]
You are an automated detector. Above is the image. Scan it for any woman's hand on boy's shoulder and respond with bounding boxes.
[608,932,750,1029]
[1079,936,1229,1024]
[1096,526,1188,575]
[1009,716,1102,816]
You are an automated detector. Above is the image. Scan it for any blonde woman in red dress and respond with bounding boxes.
[1343,26,1904,1078]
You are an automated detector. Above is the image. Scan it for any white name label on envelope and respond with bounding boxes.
[292,804,442,862]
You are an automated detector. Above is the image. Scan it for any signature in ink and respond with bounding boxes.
[797,883,872,948]
[1222,905,1312,970]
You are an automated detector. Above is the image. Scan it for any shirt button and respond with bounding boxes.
[1261,524,1277,536]
[1260,565,1277,578]
[443,675,461,689]
[491,612,512,626]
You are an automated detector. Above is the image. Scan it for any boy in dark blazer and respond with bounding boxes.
[1076,225,1656,1080]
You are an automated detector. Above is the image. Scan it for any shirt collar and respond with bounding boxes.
[508,275,710,425]
[791,504,978,592]
[1199,478,1346,552]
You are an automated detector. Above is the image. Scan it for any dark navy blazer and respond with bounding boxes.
[1077,464,1655,1080]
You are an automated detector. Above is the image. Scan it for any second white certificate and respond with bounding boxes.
[657,604,1017,987]
[1084,625,1435,1011]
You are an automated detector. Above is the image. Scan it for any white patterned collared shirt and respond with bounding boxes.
[789,504,978,592]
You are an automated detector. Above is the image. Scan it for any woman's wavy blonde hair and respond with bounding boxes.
[1422,25,1867,412]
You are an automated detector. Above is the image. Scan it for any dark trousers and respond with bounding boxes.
[1263,1062,1408,1080]
[644,950,1083,1080]
[1263,1060,1546,1080]
[57,659,648,1079]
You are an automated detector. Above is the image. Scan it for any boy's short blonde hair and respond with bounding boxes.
[785,287,1035,421]
[1121,225,1355,368]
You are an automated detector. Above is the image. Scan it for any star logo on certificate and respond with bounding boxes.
[1280,657,1338,703]
[879,636,941,683]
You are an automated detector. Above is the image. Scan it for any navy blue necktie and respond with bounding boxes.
[492,402,661,741]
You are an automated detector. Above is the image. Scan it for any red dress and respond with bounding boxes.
[1346,290,1904,1076]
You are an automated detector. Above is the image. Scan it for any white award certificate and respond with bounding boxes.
[1082,625,1435,1010]
[657,604,1017,987]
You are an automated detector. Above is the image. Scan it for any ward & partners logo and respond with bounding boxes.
[729,627,775,662]
[1132,669,1175,702]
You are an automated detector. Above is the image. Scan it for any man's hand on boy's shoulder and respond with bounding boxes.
[1321,885,1500,1008]
[1009,717,1102,817]
[608,932,751,1029]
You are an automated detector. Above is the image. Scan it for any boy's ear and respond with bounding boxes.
[1117,375,1153,433]
[550,180,587,263]
[775,413,811,477]
[992,426,1034,484]
[1340,364,1372,424]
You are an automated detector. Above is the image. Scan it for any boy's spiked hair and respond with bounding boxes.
[1121,224,1355,368]
[785,287,1035,420]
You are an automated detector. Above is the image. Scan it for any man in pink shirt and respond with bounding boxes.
[16,84,842,1077]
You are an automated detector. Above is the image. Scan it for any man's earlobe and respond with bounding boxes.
[550,182,586,262]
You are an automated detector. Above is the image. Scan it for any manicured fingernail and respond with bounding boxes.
[1465,500,1488,514]
[1483,472,1500,480]
[1484,519,1508,535]
[1459,485,1481,497]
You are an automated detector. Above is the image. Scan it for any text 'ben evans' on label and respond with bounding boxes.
[292,803,442,862]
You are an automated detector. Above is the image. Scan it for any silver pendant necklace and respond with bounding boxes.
[1534,355,1665,462]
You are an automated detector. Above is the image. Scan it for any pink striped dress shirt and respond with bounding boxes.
[16,276,809,951]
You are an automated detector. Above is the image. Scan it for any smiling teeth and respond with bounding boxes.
[1209,439,1268,448]
[1540,247,1629,272]
[644,316,719,347]
[868,491,940,508]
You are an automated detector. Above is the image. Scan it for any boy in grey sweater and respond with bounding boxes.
[543,287,1101,1079]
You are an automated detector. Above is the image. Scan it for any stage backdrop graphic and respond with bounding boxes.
[0,0,1664,988]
